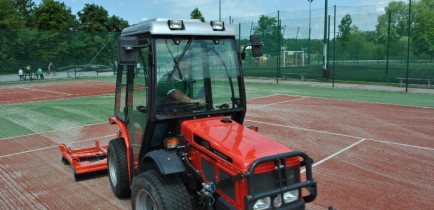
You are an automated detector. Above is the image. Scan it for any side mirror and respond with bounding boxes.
[118,36,139,65]
[250,35,263,58]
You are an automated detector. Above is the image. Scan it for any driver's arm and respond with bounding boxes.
[168,90,205,106]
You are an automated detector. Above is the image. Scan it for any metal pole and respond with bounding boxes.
[405,0,411,93]
[238,23,241,54]
[219,0,221,21]
[323,0,328,79]
[333,5,336,88]
[277,11,280,84]
[307,0,313,65]
[385,10,391,82]
[327,15,330,66]
[250,21,254,36]
[73,30,76,79]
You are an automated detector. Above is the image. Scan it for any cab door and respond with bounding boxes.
[126,41,149,174]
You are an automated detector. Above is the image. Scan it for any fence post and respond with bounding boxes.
[385,10,391,82]
[277,11,281,84]
[323,0,328,72]
[333,5,336,88]
[405,0,412,93]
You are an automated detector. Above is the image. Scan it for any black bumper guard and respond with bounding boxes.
[244,151,317,210]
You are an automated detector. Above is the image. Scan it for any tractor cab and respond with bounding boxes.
[114,19,262,171]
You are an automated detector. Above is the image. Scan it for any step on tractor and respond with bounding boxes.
[62,18,317,210]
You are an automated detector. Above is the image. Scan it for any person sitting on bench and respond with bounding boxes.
[37,67,44,79]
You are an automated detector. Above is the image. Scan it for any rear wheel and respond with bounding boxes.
[132,170,193,210]
[108,138,130,198]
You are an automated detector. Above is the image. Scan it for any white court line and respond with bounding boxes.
[0,92,114,105]
[245,119,434,151]
[280,93,434,110]
[0,121,107,141]
[249,97,309,109]
[247,93,282,101]
[0,134,115,159]
[301,139,366,174]
[20,86,72,95]
[368,138,434,151]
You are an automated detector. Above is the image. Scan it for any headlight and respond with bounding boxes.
[283,190,299,203]
[253,197,271,210]
[168,20,184,30]
[210,21,225,31]
[273,194,282,207]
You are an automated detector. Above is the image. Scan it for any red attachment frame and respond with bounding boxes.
[59,141,108,175]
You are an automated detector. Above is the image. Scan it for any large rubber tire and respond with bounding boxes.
[107,138,130,198]
[132,170,193,210]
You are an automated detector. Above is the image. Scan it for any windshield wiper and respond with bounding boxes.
[168,37,195,80]
[209,48,236,108]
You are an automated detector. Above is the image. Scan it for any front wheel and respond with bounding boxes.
[107,138,130,198]
[132,170,192,210]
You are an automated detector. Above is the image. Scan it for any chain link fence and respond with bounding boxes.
[0,29,119,80]
[224,4,433,88]
[1,4,432,88]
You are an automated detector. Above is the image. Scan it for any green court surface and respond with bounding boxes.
[1,77,433,140]
[245,82,434,108]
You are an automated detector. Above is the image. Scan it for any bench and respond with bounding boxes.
[396,77,431,88]
[282,73,306,81]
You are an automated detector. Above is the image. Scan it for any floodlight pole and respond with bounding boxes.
[307,0,313,65]
[219,0,221,21]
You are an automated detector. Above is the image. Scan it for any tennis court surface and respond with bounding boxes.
[0,81,433,209]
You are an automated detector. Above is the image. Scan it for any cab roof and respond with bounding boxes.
[121,18,237,37]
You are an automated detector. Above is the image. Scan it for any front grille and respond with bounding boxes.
[249,166,299,194]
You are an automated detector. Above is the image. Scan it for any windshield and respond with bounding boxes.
[155,37,242,117]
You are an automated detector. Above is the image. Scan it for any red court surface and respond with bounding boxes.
[0,81,115,105]
[244,94,434,210]
[1,83,433,209]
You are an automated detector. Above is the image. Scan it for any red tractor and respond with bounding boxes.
[97,19,316,209]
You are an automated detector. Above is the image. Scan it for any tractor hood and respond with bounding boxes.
[181,117,292,171]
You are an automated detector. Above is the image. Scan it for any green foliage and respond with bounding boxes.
[253,15,283,55]
[412,0,434,60]
[0,0,25,29]
[33,0,76,31]
[108,15,129,32]
[12,0,36,28]
[337,14,352,41]
[376,1,409,44]
[78,3,109,32]
[190,7,205,22]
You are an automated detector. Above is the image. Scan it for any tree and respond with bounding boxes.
[0,0,25,29]
[337,14,352,42]
[33,0,76,31]
[253,15,282,54]
[78,3,109,32]
[31,1,76,71]
[0,0,27,74]
[108,15,129,32]
[12,0,36,28]
[375,1,409,44]
[190,7,205,22]
[412,0,434,60]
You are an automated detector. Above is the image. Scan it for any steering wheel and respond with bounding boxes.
[167,102,200,112]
